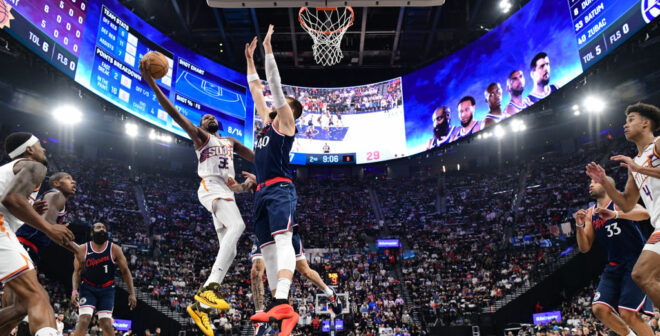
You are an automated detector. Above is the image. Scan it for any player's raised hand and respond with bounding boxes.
[595,207,616,220]
[573,209,587,225]
[225,177,242,192]
[245,37,258,61]
[32,199,48,215]
[585,162,607,184]
[138,57,156,88]
[263,24,274,54]
[611,155,640,173]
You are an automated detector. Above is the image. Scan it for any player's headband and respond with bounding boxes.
[9,135,39,159]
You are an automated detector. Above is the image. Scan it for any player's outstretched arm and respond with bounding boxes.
[229,137,254,163]
[113,244,137,310]
[71,244,85,307]
[574,209,594,253]
[597,204,650,221]
[586,162,640,212]
[263,25,296,136]
[612,154,660,179]
[245,37,271,124]
[1,161,74,246]
[138,59,206,148]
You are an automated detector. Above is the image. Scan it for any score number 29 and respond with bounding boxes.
[366,151,380,161]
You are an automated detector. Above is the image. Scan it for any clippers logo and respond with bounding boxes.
[592,216,606,230]
[86,255,110,267]
[642,0,660,23]
[199,146,231,163]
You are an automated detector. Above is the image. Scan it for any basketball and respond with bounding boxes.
[144,51,168,79]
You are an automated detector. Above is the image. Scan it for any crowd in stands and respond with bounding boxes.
[0,130,644,335]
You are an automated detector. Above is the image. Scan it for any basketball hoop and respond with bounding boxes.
[299,6,354,66]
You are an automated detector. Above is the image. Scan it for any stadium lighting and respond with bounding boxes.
[499,0,512,13]
[125,123,138,138]
[457,163,460,171]
[572,105,579,111]
[494,125,505,138]
[52,105,82,125]
[149,129,157,140]
[574,110,581,116]
[510,119,526,132]
[584,96,605,113]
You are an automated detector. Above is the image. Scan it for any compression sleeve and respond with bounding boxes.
[265,53,287,109]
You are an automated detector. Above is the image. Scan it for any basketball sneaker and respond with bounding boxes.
[250,299,296,323]
[253,322,269,336]
[187,303,213,336]
[194,282,230,310]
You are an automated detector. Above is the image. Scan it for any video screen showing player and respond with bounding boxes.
[254,78,406,162]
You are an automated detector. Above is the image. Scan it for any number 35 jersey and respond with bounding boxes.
[196,134,235,206]
[590,201,645,263]
[633,140,660,228]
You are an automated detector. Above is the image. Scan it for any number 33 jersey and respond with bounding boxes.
[590,201,645,263]
[196,134,235,207]
[633,140,660,228]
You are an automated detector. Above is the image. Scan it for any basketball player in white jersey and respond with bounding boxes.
[139,61,256,336]
[585,103,660,309]
[0,132,74,336]
[483,83,504,127]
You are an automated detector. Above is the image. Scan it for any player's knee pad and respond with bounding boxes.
[97,311,113,320]
[274,232,295,273]
[261,244,279,292]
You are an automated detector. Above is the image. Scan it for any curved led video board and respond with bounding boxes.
[0,0,656,164]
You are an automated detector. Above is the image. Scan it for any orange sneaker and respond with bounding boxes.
[279,313,300,336]
[250,302,296,323]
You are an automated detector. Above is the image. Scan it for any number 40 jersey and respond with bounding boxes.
[633,140,660,229]
[590,201,645,264]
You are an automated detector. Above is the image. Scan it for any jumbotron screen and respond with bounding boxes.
[1,0,657,164]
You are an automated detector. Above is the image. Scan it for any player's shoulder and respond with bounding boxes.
[13,159,46,174]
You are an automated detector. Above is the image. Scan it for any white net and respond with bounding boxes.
[299,7,354,66]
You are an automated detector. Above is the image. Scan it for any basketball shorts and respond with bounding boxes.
[253,181,298,247]
[0,230,34,284]
[198,178,244,230]
[17,237,42,267]
[592,261,653,316]
[643,230,660,256]
[250,230,305,262]
[79,282,115,319]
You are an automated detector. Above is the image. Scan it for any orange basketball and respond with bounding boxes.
[144,51,169,79]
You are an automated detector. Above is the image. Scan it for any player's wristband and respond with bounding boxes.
[575,222,585,228]
[247,73,260,82]
[614,211,619,219]
[72,290,78,295]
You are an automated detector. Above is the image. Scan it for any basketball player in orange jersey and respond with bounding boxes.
[0,132,75,336]
[586,103,660,311]
[139,59,256,336]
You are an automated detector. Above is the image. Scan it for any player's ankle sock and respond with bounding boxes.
[626,330,636,336]
[274,278,291,300]
[35,327,58,336]
[323,286,334,296]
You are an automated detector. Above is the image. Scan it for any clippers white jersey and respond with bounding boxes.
[0,160,30,232]
[633,139,660,228]
[195,134,235,203]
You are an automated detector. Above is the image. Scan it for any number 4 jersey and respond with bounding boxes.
[195,134,235,206]
[590,201,645,263]
[633,140,660,228]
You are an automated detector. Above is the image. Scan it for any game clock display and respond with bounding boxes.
[288,153,355,165]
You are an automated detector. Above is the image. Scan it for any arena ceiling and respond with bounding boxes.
[117,0,530,82]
